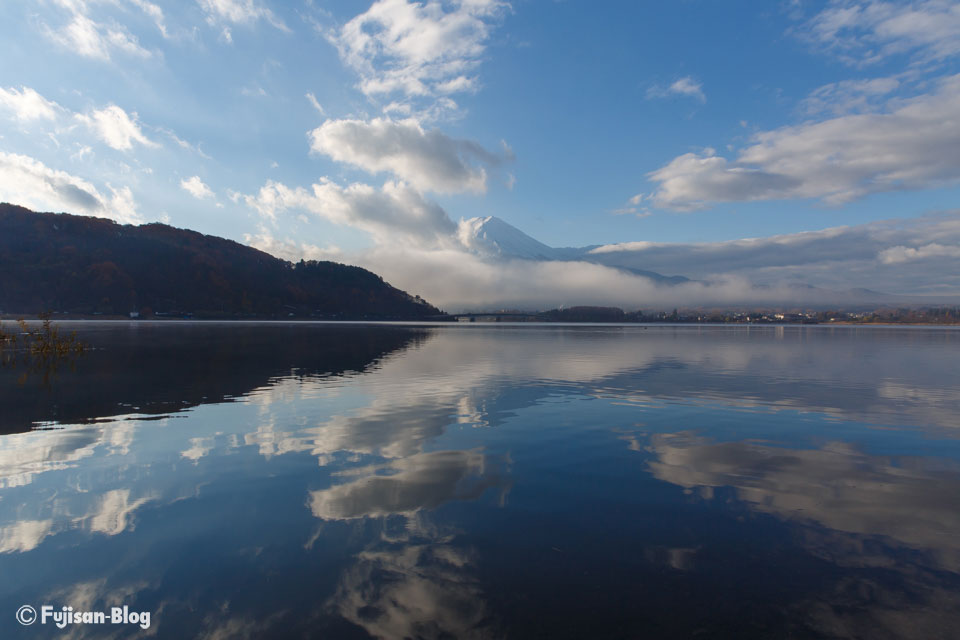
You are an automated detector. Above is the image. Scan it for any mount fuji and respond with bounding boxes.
[456,216,691,285]
[453,216,902,306]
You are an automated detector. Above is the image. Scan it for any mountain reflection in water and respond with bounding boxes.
[0,323,958,639]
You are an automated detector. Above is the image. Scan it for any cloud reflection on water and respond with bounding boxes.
[309,449,507,521]
[638,430,960,637]
[0,325,958,638]
[644,432,960,568]
[328,540,494,640]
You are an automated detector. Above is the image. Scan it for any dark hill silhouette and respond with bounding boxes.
[0,203,444,319]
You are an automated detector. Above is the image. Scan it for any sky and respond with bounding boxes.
[2,0,960,309]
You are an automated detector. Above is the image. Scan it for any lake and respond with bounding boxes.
[2,322,960,639]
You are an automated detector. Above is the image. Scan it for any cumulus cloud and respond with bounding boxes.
[879,242,960,264]
[0,151,143,224]
[197,0,289,31]
[244,178,457,247]
[76,104,158,151]
[243,225,341,262]
[180,175,214,199]
[647,74,960,209]
[798,0,960,66]
[308,117,509,194]
[647,76,706,103]
[329,0,509,103]
[0,86,62,122]
[1,88,178,162]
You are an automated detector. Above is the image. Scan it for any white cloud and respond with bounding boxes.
[244,178,457,247]
[305,92,325,115]
[383,101,413,116]
[128,0,168,37]
[308,117,508,194]
[76,104,158,151]
[0,86,61,122]
[329,0,509,103]
[344,245,875,311]
[243,225,341,262]
[586,211,960,295]
[0,88,181,164]
[106,184,140,222]
[160,128,210,158]
[648,74,960,209]
[801,76,901,115]
[44,7,151,61]
[0,151,143,224]
[879,242,960,264]
[647,76,706,103]
[611,206,650,218]
[71,145,94,161]
[799,0,960,66]
[435,75,476,94]
[198,0,289,32]
[180,175,214,199]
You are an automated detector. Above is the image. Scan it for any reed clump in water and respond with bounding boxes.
[0,313,88,383]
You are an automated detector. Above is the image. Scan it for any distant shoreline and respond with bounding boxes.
[4,315,959,328]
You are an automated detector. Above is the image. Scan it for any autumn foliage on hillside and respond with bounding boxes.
[0,204,443,319]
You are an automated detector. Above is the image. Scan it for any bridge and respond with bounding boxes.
[450,312,539,323]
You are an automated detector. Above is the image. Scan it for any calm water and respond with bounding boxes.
[2,322,960,639]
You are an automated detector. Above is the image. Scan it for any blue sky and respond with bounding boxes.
[2,1,960,308]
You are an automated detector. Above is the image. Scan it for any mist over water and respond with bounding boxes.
[1,322,959,639]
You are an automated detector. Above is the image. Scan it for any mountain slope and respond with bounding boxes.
[457,216,562,260]
[0,203,444,318]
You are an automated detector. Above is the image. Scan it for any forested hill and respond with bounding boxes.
[0,204,444,319]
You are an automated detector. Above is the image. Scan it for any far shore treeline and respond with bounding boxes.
[456,306,960,324]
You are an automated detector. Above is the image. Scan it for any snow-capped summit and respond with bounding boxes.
[457,215,692,285]
[457,216,560,260]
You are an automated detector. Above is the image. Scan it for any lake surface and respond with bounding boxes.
[2,322,960,639]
